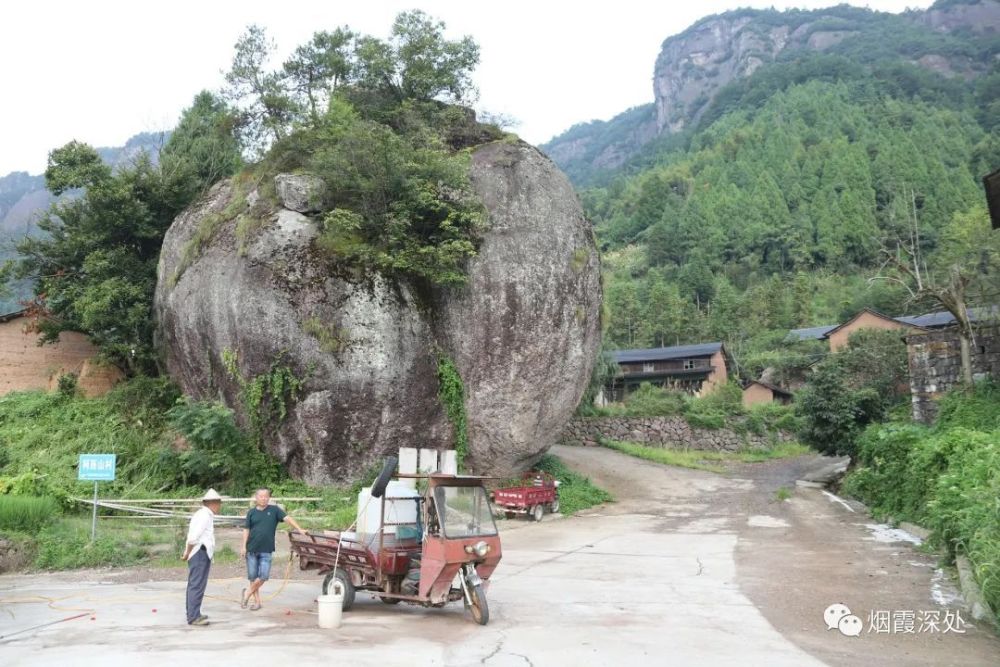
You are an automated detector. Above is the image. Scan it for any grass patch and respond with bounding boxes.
[602,440,726,473]
[775,486,793,502]
[534,454,613,515]
[602,439,809,473]
[0,496,61,533]
[214,544,238,565]
[33,518,148,570]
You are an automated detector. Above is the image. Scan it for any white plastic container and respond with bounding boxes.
[356,481,420,538]
[317,583,344,629]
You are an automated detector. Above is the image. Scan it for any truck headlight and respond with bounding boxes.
[465,541,490,557]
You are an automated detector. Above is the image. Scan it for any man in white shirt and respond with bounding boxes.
[182,488,222,626]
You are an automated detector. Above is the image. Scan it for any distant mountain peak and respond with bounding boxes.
[543,0,1000,186]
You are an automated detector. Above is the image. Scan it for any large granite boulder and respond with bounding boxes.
[154,140,601,483]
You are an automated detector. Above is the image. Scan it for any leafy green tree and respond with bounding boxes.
[283,28,355,123]
[641,275,690,347]
[159,91,242,206]
[796,328,908,456]
[223,25,299,155]
[7,93,241,375]
[386,10,480,104]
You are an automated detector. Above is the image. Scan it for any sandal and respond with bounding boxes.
[250,602,262,611]
[240,588,249,609]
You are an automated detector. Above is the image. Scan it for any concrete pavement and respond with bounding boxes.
[1,445,997,666]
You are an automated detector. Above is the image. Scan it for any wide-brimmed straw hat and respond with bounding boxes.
[202,488,223,501]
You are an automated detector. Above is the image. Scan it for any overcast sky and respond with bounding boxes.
[0,0,929,175]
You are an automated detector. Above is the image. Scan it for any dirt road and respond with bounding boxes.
[1,445,997,666]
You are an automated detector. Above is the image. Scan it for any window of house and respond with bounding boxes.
[683,359,695,370]
[643,363,654,372]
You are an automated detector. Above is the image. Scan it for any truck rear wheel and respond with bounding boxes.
[550,498,560,514]
[322,569,355,611]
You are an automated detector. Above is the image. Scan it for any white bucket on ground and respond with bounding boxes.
[317,582,344,629]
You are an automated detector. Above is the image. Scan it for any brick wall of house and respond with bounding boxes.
[0,316,123,397]
[828,311,915,352]
[742,383,774,407]
[698,350,728,396]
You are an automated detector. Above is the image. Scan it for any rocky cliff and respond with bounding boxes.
[543,0,1000,184]
[154,140,602,483]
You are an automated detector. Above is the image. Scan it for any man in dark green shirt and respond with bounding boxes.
[240,488,303,610]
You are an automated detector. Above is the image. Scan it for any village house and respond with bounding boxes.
[0,310,123,397]
[787,308,991,353]
[741,380,793,408]
[601,342,730,403]
[820,308,927,352]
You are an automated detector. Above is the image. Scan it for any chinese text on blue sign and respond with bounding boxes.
[78,454,116,481]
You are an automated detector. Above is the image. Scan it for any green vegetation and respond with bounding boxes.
[56,372,78,399]
[0,496,60,533]
[3,93,242,375]
[0,379,378,571]
[221,347,307,444]
[602,439,809,473]
[0,377,292,501]
[34,518,148,570]
[842,382,1000,624]
[604,441,725,473]
[534,454,613,515]
[588,381,800,436]
[556,5,999,386]
[795,328,909,457]
[225,12,499,287]
[775,486,793,502]
[303,317,348,354]
[436,355,468,470]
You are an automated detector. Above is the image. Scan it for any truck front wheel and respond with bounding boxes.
[468,583,489,625]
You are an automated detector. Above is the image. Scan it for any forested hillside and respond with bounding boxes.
[554,1,1000,379]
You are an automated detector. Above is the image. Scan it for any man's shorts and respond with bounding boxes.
[246,552,273,581]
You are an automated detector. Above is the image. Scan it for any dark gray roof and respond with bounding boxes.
[610,342,723,363]
[897,311,956,328]
[785,324,837,342]
[898,307,998,329]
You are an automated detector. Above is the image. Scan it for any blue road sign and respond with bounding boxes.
[78,454,116,481]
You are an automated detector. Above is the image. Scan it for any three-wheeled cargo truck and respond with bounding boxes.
[289,459,501,625]
[491,471,560,521]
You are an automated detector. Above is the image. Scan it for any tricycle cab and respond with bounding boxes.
[417,474,502,602]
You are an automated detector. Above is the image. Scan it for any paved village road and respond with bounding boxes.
[2,445,998,666]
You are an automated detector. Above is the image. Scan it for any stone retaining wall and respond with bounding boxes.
[559,415,791,451]
[906,325,1000,424]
